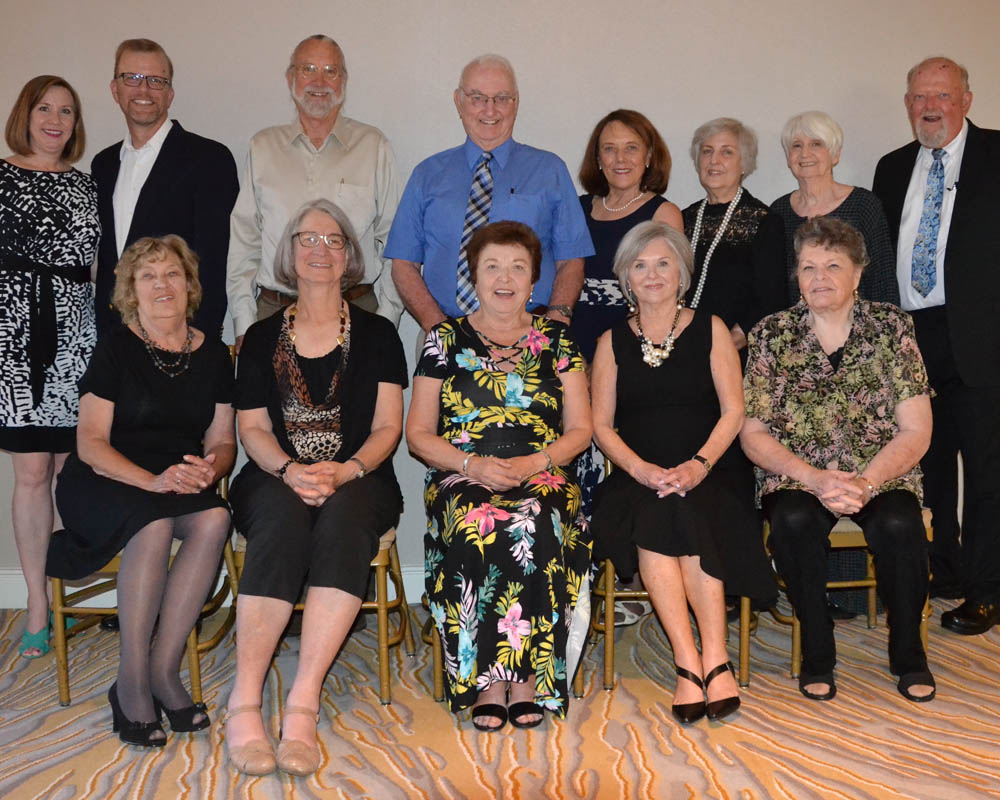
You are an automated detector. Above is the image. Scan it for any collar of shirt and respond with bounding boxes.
[119,118,173,160]
[462,136,514,170]
[284,114,350,153]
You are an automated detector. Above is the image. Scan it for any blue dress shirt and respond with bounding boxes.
[385,138,594,317]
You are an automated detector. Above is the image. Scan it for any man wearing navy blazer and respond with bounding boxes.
[92,38,238,336]
[873,56,1000,634]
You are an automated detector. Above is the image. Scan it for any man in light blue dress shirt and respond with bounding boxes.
[386,54,593,332]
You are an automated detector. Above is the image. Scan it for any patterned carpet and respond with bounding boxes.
[0,600,998,799]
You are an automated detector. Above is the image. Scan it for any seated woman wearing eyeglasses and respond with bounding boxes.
[224,199,407,777]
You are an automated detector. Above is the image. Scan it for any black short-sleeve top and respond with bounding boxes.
[80,327,234,474]
[235,306,408,489]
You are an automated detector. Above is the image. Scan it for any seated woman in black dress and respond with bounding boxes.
[48,235,235,746]
[407,221,592,732]
[224,199,407,777]
[590,221,775,724]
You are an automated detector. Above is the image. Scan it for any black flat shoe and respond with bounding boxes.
[108,683,166,747]
[154,697,210,732]
[471,703,508,732]
[704,661,741,721]
[508,701,544,729]
[826,599,858,621]
[897,671,936,703]
[672,665,706,724]
[798,673,837,701]
[941,599,1000,635]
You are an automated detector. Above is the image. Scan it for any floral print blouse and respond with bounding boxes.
[744,299,930,502]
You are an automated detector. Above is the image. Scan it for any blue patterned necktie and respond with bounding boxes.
[456,152,493,313]
[911,148,945,297]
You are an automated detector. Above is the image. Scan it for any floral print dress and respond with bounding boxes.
[417,316,592,715]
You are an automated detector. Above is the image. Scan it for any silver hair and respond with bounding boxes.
[287,34,347,75]
[906,56,970,94]
[273,199,365,290]
[689,117,758,177]
[458,53,518,93]
[780,111,844,158]
[612,221,694,304]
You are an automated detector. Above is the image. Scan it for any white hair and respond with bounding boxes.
[458,53,518,93]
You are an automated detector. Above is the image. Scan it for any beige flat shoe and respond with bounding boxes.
[276,705,321,777]
[225,705,276,776]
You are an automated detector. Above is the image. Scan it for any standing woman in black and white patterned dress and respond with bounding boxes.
[1,76,98,658]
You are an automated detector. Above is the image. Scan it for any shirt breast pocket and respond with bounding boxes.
[503,192,548,238]
[334,182,375,237]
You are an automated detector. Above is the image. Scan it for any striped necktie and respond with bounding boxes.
[456,152,493,313]
[911,148,945,297]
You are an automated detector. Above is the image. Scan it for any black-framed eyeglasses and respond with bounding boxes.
[116,72,172,90]
[292,64,342,80]
[294,231,348,250]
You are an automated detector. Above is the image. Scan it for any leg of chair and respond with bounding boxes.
[573,660,584,698]
[431,623,444,702]
[738,596,751,688]
[866,552,878,629]
[51,578,71,707]
[186,627,202,704]
[920,595,930,650]
[603,560,615,690]
[389,542,415,656]
[375,560,391,705]
[791,615,802,678]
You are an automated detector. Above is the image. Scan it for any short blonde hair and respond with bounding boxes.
[113,235,202,326]
[5,75,86,163]
[780,111,844,159]
[613,221,694,303]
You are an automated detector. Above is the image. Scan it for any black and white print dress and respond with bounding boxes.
[0,160,98,453]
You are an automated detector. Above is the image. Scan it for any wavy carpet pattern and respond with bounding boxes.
[0,601,998,799]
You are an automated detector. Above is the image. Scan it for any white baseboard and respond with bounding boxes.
[0,566,426,611]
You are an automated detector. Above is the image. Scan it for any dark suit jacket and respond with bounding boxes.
[873,120,1000,388]
[92,121,239,336]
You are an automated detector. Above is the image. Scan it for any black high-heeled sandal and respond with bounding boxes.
[108,683,167,747]
[153,696,211,732]
[704,661,741,721]
[672,665,707,724]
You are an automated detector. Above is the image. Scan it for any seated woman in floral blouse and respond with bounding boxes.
[740,216,935,704]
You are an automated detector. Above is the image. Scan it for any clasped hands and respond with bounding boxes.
[807,469,873,515]
[633,459,709,498]
[150,453,219,494]
[464,453,547,492]
[282,461,357,506]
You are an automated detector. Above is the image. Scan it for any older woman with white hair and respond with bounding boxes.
[771,111,897,304]
[224,199,408,777]
[682,118,787,351]
[589,221,775,724]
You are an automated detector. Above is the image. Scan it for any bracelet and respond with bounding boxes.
[862,477,877,496]
[548,304,573,320]
[277,458,295,478]
[461,453,475,475]
[541,449,553,472]
[692,454,712,474]
[348,456,368,478]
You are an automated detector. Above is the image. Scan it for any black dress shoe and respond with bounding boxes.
[100,615,120,631]
[941,599,1000,635]
[826,600,857,621]
[929,580,964,600]
[704,662,741,721]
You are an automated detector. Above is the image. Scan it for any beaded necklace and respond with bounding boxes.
[602,190,646,213]
[138,322,194,378]
[287,300,347,346]
[636,302,683,367]
[688,186,743,309]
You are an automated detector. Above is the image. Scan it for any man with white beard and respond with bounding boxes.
[227,35,402,351]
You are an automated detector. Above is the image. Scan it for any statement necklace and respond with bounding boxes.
[602,190,646,213]
[287,300,347,346]
[476,327,530,369]
[687,186,743,308]
[636,302,683,367]
[139,322,194,378]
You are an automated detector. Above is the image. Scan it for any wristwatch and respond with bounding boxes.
[348,456,368,478]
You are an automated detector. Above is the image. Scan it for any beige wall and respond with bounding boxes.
[2,0,999,602]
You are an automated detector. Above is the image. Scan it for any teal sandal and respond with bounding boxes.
[19,624,50,659]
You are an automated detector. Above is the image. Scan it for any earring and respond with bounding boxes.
[853,288,859,302]
[625,282,637,313]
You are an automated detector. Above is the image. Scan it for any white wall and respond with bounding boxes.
[2,0,999,603]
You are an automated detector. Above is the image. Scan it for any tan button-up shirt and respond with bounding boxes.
[227,115,402,335]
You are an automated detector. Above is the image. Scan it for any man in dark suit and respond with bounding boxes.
[93,38,238,336]
[873,56,1000,634]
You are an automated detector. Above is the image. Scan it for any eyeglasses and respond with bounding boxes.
[460,90,517,109]
[294,231,348,250]
[292,64,342,80]
[116,72,172,90]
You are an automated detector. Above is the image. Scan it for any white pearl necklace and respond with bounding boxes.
[602,191,646,213]
[636,302,684,367]
[688,186,743,309]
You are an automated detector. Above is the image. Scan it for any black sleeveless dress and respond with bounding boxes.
[589,313,775,601]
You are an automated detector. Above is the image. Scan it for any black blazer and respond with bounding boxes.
[873,120,1000,388]
[92,121,239,337]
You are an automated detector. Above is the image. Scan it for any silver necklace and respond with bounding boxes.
[139,322,194,378]
[688,186,743,308]
[636,302,683,367]
[602,191,646,213]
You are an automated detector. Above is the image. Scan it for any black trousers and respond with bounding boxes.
[912,306,1000,601]
[763,490,929,677]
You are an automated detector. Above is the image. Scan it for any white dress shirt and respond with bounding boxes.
[112,119,173,257]
[896,119,968,311]
[226,115,402,335]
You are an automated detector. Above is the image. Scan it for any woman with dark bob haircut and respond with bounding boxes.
[48,235,236,746]
[224,199,408,777]
[2,75,97,660]
[407,220,593,731]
